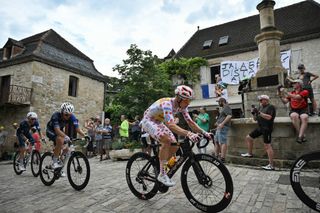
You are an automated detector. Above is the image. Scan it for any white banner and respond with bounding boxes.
[221,50,291,85]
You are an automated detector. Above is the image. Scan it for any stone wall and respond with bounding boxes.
[228,117,320,167]
[0,61,105,154]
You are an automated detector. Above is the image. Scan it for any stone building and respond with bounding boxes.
[175,0,320,118]
[0,29,105,152]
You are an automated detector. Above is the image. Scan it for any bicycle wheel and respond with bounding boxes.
[126,152,159,200]
[31,150,41,177]
[39,152,56,186]
[67,151,90,191]
[13,151,23,175]
[290,151,320,212]
[181,154,233,212]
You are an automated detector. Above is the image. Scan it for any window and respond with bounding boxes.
[68,76,78,97]
[218,36,229,46]
[210,66,220,84]
[202,40,213,49]
[3,47,12,60]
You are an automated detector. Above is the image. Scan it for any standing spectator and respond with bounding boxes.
[241,95,276,170]
[84,119,95,157]
[95,119,105,161]
[214,97,232,163]
[297,64,319,115]
[130,115,141,142]
[31,127,41,152]
[279,79,309,143]
[194,107,210,154]
[0,126,8,159]
[119,115,129,143]
[102,118,113,160]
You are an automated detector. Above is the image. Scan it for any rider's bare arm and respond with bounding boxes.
[76,127,86,137]
[167,123,190,137]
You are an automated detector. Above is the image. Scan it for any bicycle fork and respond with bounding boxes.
[191,158,212,187]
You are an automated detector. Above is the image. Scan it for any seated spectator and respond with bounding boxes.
[241,95,276,171]
[278,79,309,143]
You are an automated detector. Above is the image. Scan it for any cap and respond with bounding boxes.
[258,95,270,100]
[216,97,227,103]
[298,64,305,70]
[292,79,303,85]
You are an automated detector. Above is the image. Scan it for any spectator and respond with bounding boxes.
[194,107,210,154]
[31,127,41,152]
[84,119,95,157]
[241,95,276,170]
[279,79,309,143]
[95,119,105,161]
[140,128,151,155]
[214,97,232,163]
[119,115,129,143]
[0,126,8,159]
[297,64,319,115]
[102,118,113,160]
[130,115,141,142]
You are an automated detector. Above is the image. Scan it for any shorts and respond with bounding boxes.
[289,108,308,116]
[140,117,176,143]
[249,128,272,144]
[17,133,34,147]
[46,129,57,143]
[104,138,112,150]
[96,139,106,153]
[303,87,314,99]
[141,137,148,148]
[214,126,229,145]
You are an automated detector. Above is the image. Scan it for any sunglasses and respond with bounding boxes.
[30,118,37,121]
[63,113,72,117]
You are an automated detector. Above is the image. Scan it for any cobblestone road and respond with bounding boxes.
[0,157,317,213]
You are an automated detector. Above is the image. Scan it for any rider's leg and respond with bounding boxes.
[53,135,64,165]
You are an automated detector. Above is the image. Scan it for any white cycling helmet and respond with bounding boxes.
[175,85,194,100]
[61,102,74,114]
[27,112,38,119]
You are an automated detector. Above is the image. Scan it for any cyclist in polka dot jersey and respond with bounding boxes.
[140,85,212,187]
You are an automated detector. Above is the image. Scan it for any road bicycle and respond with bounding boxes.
[13,144,41,177]
[39,138,90,191]
[290,150,320,212]
[126,134,233,212]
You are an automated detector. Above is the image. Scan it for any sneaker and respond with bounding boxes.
[241,153,253,158]
[19,165,26,171]
[60,171,66,177]
[302,136,307,143]
[296,137,303,144]
[262,164,275,171]
[52,162,63,169]
[157,174,175,187]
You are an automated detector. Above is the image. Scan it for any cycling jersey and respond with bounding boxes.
[46,112,79,141]
[141,98,194,142]
[16,119,41,146]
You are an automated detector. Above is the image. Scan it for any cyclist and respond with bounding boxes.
[46,102,89,171]
[16,112,44,171]
[140,85,212,187]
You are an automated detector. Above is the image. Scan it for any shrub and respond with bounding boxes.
[112,140,124,150]
[123,141,142,151]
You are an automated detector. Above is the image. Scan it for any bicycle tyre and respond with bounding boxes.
[67,151,90,191]
[31,150,41,177]
[290,151,320,212]
[181,154,233,212]
[13,151,23,175]
[39,152,56,186]
[126,152,159,200]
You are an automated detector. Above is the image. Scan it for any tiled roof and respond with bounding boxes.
[175,0,320,59]
[0,29,104,81]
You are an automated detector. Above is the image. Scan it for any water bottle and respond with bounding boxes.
[167,156,177,169]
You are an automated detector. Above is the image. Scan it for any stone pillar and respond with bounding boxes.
[246,0,288,117]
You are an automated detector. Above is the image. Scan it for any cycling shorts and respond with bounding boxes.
[140,117,176,143]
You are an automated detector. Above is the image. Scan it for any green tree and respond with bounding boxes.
[108,44,172,120]
[159,57,207,85]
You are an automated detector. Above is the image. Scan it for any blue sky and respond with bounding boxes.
[1,0,318,77]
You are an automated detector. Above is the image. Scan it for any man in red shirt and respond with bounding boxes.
[279,79,309,143]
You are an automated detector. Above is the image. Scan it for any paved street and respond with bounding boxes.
[0,157,317,213]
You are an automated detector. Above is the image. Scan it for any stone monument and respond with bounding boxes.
[245,0,288,117]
